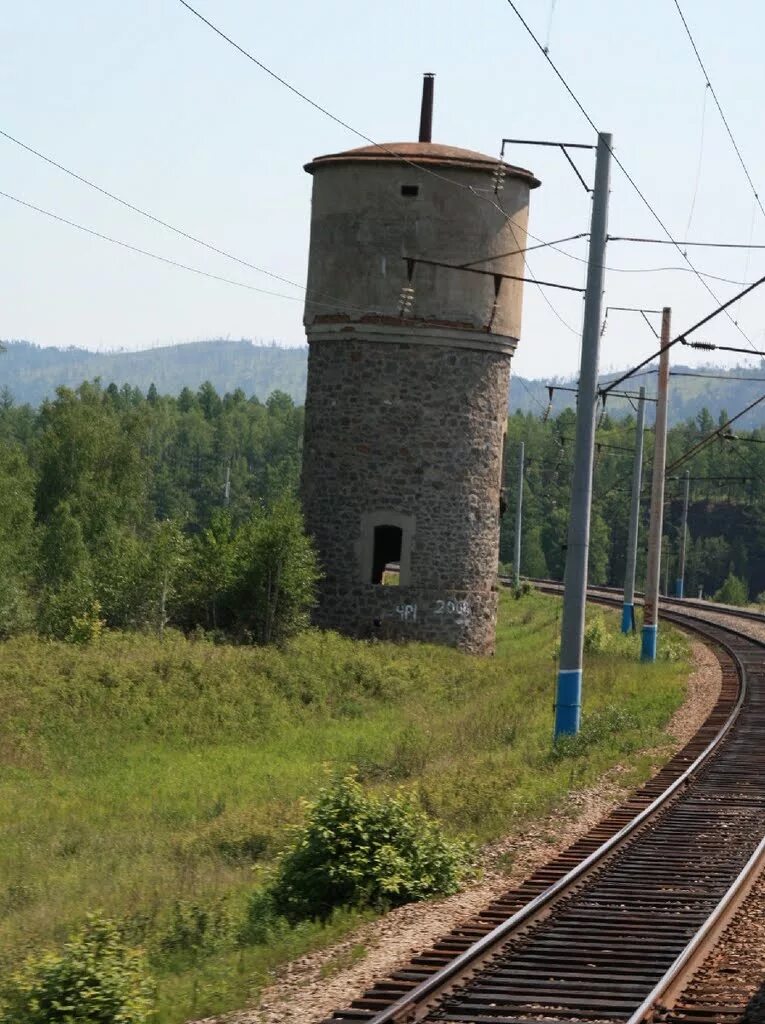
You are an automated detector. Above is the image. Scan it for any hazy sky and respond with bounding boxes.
[3,0,765,380]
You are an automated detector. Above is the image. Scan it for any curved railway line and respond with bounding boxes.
[321,588,765,1024]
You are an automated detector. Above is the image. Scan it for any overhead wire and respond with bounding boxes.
[0,125,374,313]
[514,376,551,414]
[684,82,709,241]
[530,233,757,286]
[671,0,765,221]
[665,392,765,473]
[175,0,500,197]
[502,0,760,353]
[727,443,765,487]
[175,0,585,335]
[0,188,365,314]
[610,236,765,250]
[599,270,765,397]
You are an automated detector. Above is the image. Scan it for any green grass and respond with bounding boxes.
[0,592,690,1021]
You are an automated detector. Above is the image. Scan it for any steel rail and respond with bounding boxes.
[518,574,765,623]
[625,833,765,1024]
[365,601,749,1024]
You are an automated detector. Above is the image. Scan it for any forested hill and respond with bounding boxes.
[1,339,308,406]
[3,338,765,427]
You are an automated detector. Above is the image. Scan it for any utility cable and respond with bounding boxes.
[492,190,582,335]
[515,375,551,414]
[666,392,765,474]
[503,0,759,353]
[0,125,370,313]
[671,0,765,221]
[531,233,755,286]
[175,0,585,334]
[460,232,588,267]
[684,82,709,240]
[175,0,502,197]
[669,370,765,382]
[728,444,765,487]
[610,236,765,250]
[0,188,362,312]
[599,270,765,397]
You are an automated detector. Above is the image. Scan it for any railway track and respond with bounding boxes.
[321,593,765,1024]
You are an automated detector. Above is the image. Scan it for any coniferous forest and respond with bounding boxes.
[500,406,765,602]
[0,375,764,649]
[0,380,316,644]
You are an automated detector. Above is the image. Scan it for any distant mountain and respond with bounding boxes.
[2,339,764,427]
[0,339,308,406]
[510,365,765,429]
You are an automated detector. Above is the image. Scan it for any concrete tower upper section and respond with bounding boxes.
[303,141,540,356]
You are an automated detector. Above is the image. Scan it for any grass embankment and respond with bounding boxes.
[0,592,689,1021]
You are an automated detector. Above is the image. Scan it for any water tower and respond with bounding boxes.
[300,75,540,653]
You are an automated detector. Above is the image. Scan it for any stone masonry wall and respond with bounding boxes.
[301,336,511,653]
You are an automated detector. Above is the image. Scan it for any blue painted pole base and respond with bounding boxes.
[675,579,684,598]
[641,624,658,662]
[621,603,635,634]
[554,669,582,738]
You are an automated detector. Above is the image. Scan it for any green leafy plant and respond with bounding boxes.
[0,913,155,1024]
[67,600,105,645]
[713,570,749,606]
[550,705,640,759]
[270,775,471,922]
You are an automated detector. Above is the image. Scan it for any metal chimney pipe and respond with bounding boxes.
[418,73,435,143]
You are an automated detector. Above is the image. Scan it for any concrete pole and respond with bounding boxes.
[621,386,646,633]
[513,441,525,587]
[554,132,612,739]
[675,469,690,597]
[641,307,671,661]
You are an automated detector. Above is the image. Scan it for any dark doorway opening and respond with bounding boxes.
[371,525,403,584]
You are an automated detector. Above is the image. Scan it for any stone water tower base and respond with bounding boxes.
[311,584,499,655]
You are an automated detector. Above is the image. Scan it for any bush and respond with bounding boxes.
[714,571,749,607]
[156,898,238,961]
[0,913,154,1024]
[67,600,105,645]
[226,499,320,644]
[551,705,640,759]
[270,775,471,922]
[583,614,609,653]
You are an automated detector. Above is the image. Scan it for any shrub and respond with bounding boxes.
[156,897,238,961]
[270,775,471,922]
[583,614,609,653]
[240,889,283,946]
[551,704,640,759]
[67,600,105,645]
[226,499,320,644]
[713,571,749,607]
[0,913,154,1024]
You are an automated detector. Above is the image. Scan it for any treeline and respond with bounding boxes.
[0,380,317,642]
[0,339,308,406]
[500,406,765,601]
[2,378,763,643]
